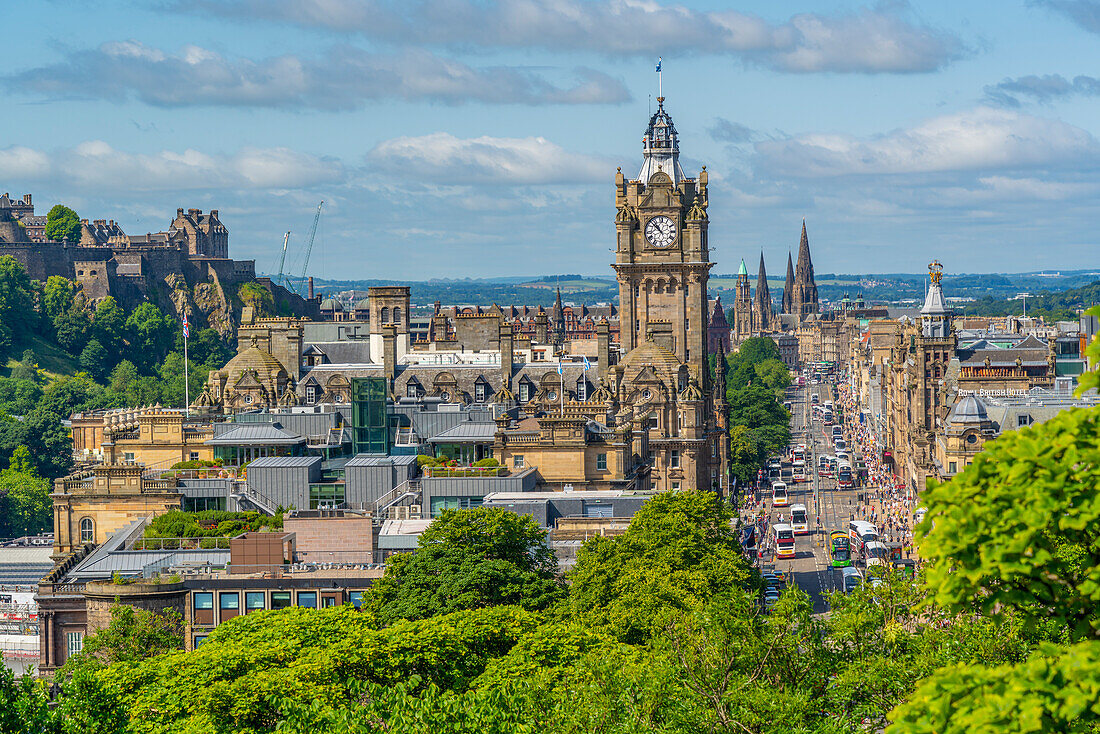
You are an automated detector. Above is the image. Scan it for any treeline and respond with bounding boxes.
[8,398,1100,732]
[960,279,1100,322]
[722,337,792,485]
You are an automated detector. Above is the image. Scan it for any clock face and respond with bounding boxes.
[644,215,676,248]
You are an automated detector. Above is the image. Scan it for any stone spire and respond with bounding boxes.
[733,259,753,343]
[781,251,795,315]
[638,96,686,185]
[753,252,772,331]
[550,287,566,346]
[792,219,819,319]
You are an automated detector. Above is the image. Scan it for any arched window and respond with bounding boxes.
[380,307,390,323]
[80,517,94,543]
[393,307,402,325]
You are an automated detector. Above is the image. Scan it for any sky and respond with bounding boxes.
[4,0,1100,280]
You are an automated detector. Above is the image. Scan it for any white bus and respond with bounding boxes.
[840,566,864,594]
[772,481,790,507]
[792,460,806,483]
[864,541,888,568]
[772,523,796,559]
[789,503,809,535]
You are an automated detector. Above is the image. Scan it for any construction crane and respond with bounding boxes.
[275,231,291,290]
[297,201,324,296]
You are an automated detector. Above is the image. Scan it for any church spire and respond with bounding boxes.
[638,96,686,185]
[793,219,819,319]
[754,252,772,331]
[782,251,795,315]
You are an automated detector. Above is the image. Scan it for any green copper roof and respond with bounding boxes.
[738,259,748,276]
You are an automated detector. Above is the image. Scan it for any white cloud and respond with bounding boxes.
[186,0,966,74]
[7,42,630,108]
[755,107,1100,177]
[366,133,610,184]
[0,141,344,191]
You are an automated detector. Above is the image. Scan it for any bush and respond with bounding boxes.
[416,454,440,467]
[473,457,500,468]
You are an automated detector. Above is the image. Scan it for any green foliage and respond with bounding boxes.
[722,337,792,486]
[0,466,52,535]
[238,281,275,316]
[60,605,184,679]
[125,302,176,370]
[42,275,75,322]
[45,203,81,243]
[0,255,37,361]
[92,297,126,354]
[140,510,282,543]
[79,338,110,380]
[0,666,59,734]
[373,508,564,624]
[473,457,500,468]
[0,376,42,416]
[53,305,91,355]
[919,405,1100,641]
[1076,305,1100,396]
[564,490,756,643]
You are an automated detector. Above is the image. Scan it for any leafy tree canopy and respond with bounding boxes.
[45,204,81,243]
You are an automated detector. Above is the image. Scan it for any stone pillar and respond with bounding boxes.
[382,325,397,392]
[597,320,611,382]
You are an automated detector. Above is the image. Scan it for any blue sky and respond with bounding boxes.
[4,0,1100,280]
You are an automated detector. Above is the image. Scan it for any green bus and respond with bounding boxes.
[830,531,851,568]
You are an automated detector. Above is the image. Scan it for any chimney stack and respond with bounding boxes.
[308,277,314,300]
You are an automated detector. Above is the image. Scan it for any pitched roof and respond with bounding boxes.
[205,424,305,446]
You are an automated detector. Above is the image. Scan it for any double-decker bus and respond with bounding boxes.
[772,481,790,507]
[830,531,851,567]
[789,504,809,535]
[772,523,796,559]
[791,446,806,463]
[792,460,806,483]
[837,462,854,488]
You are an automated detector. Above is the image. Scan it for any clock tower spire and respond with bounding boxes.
[613,96,713,384]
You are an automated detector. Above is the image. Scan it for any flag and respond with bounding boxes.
[655,57,662,73]
[182,313,189,339]
[557,357,563,376]
[583,356,591,373]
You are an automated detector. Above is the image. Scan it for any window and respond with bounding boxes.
[596,453,607,471]
[548,390,557,401]
[297,592,318,608]
[393,306,402,325]
[123,452,135,462]
[184,497,227,512]
[406,381,421,398]
[518,380,532,402]
[193,636,208,648]
[189,451,200,461]
[219,592,239,610]
[381,306,390,323]
[310,483,346,509]
[271,592,292,610]
[306,385,317,403]
[66,631,83,658]
[1017,414,1032,427]
[648,450,655,464]
[321,595,338,608]
[948,461,957,473]
[245,592,266,612]
[966,434,977,444]
[671,450,680,469]
[430,496,484,517]
[577,379,587,401]
[671,481,681,490]
[79,517,94,543]
[475,380,488,402]
[514,455,524,469]
[349,591,364,609]
[647,413,658,430]
[193,592,213,611]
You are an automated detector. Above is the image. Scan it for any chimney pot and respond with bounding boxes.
[177,208,184,217]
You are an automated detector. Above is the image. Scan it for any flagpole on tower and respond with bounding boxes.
[656,56,663,99]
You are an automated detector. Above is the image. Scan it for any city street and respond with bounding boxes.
[747,376,876,614]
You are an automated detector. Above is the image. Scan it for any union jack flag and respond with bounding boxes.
[182,313,189,339]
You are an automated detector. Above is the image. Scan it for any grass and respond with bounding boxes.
[5,333,79,379]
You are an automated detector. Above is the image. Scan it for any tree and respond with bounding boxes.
[42,275,75,322]
[0,255,36,344]
[0,466,51,535]
[373,507,564,624]
[0,377,42,416]
[728,424,764,485]
[62,605,184,675]
[19,408,73,478]
[125,302,175,369]
[44,204,81,243]
[79,339,110,380]
[565,491,756,644]
[187,327,231,367]
[92,297,125,354]
[9,349,39,383]
[53,305,91,355]
[157,351,210,408]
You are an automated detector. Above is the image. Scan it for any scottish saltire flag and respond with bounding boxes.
[182,313,189,339]
[583,356,591,372]
[655,57,662,73]
[557,358,563,375]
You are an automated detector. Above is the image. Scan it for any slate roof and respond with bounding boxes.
[426,422,498,443]
[247,456,322,469]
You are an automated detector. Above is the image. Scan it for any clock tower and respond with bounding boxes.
[613,96,713,384]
